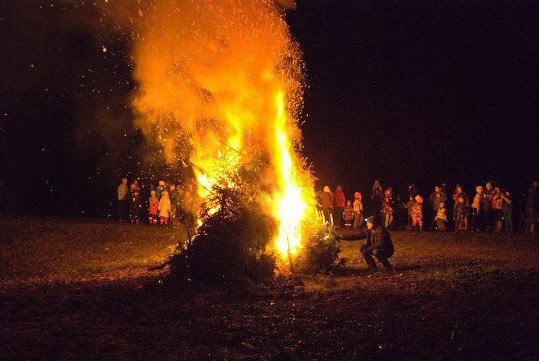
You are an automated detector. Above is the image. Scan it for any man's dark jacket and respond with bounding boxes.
[342,227,394,255]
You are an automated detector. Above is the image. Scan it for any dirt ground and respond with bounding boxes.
[1,217,538,360]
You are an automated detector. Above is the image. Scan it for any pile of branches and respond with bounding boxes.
[295,225,345,275]
[168,168,277,287]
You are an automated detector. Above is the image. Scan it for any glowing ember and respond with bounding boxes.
[107,0,317,259]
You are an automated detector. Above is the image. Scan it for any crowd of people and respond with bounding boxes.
[318,180,539,234]
[117,176,539,234]
[117,178,196,226]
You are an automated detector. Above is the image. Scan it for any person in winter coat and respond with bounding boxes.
[406,184,419,230]
[343,200,355,227]
[410,194,424,231]
[332,185,346,227]
[339,215,394,270]
[148,190,159,225]
[452,185,468,210]
[491,187,504,232]
[320,186,333,225]
[470,186,484,232]
[168,185,178,225]
[434,202,448,231]
[454,196,469,231]
[158,190,171,225]
[483,182,494,232]
[353,192,364,229]
[370,180,383,214]
[117,178,129,221]
[129,180,141,224]
[382,188,394,229]
[429,185,447,230]
[502,191,513,232]
[155,180,166,200]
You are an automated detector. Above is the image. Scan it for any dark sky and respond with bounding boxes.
[288,0,538,197]
[0,0,537,216]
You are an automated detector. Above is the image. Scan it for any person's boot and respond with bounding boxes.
[363,255,377,270]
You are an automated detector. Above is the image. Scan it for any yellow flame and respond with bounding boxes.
[108,0,317,260]
[273,91,306,256]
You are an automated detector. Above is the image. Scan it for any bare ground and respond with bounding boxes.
[1,217,538,360]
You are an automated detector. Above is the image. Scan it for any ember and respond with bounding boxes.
[109,0,318,259]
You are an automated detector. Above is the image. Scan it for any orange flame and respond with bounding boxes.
[112,0,317,258]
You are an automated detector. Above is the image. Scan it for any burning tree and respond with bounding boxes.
[167,157,343,285]
[102,0,342,279]
[169,162,278,285]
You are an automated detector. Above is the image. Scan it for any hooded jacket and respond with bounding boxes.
[320,188,333,208]
[342,227,394,255]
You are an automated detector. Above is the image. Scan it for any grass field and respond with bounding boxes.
[1,217,538,360]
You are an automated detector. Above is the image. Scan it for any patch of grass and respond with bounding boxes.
[0,217,181,286]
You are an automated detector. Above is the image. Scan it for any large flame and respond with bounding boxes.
[273,91,307,256]
[107,0,317,258]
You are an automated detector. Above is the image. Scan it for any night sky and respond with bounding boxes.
[0,0,537,217]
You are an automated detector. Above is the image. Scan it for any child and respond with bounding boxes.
[434,202,448,231]
[155,180,165,199]
[353,192,364,228]
[158,190,171,225]
[382,190,394,229]
[343,200,355,228]
[492,187,504,233]
[411,194,424,231]
[454,196,468,231]
[148,190,159,225]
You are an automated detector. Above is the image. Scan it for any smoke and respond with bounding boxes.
[275,0,297,10]
[99,0,305,181]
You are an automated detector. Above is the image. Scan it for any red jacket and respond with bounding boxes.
[333,190,346,208]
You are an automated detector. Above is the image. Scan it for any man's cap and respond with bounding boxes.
[366,215,382,228]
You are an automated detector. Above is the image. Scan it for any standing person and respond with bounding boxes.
[117,178,129,221]
[168,185,179,226]
[155,180,165,200]
[483,182,494,232]
[158,190,171,225]
[129,180,141,224]
[429,185,447,230]
[382,188,394,229]
[148,190,159,225]
[502,191,513,233]
[452,185,468,209]
[339,215,394,271]
[470,186,484,232]
[406,184,419,230]
[332,185,346,228]
[525,180,539,233]
[452,184,467,229]
[352,191,364,229]
[491,187,504,232]
[370,180,383,215]
[410,193,424,231]
[343,200,354,227]
[454,196,469,231]
[434,202,448,231]
[320,186,333,225]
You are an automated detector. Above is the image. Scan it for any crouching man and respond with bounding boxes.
[339,215,394,270]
